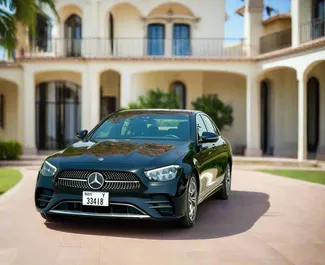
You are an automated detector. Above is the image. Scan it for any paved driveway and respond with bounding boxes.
[0,167,324,265]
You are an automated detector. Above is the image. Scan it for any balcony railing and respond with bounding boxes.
[300,18,325,43]
[259,28,292,54]
[11,38,248,59]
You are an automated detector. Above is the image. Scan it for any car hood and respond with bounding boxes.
[49,139,190,170]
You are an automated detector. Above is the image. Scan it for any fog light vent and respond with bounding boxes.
[35,188,53,208]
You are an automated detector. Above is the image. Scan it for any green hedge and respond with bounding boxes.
[0,141,22,160]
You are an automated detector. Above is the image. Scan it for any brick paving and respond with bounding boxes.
[0,167,324,265]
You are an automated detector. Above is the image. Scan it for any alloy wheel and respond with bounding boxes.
[188,177,197,221]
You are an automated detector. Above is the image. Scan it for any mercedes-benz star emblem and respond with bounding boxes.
[87,172,105,190]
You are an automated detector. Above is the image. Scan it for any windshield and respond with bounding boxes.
[90,111,190,141]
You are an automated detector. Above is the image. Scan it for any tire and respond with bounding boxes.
[214,163,231,200]
[179,174,198,228]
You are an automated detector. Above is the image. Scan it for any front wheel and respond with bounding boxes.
[214,163,231,200]
[179,174,198,228]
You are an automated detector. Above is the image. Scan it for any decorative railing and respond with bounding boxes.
[300,18,325,43]
[2,38,248,59]
[259,28,292,54]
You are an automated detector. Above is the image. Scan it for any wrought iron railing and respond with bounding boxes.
[259,28,292,54]
[10,38,248,59]
[300,18,325,43]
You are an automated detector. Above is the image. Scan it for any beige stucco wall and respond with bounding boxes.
[131,71,204,109]
[262,19,291,36]
[202,72,246,150]
[0,80,18,141]
[35,71,82,86]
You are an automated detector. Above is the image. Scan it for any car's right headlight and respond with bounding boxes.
[40,161,57,177]
[144,165,181,181]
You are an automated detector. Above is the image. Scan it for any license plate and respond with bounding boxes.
[82,191,109,206]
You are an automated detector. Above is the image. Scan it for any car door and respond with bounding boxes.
[194,114,218,203]
[200,114,228,186]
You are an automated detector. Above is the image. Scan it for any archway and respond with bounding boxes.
[170,81,186,109]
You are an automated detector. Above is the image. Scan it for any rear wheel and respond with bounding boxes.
[179,174,198,228]
[214,163,231,200]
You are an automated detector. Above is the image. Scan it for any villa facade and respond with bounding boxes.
[0,0,324,161]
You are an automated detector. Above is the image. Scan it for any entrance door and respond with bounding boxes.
[260,81,271,155]
[36,81,81,150]
[307,77,320,153]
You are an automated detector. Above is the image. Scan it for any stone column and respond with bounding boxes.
[291,0,301,47]
[245,72,262,157]
[297,71,307,161]
[89,66,100,129]
[81,68,91,130]
[22,68,37,154]
[244,0,263,56]
[120,72,132,109]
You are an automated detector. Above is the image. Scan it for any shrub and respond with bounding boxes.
[191,94,233,131]
[127,89,180,109]
[0,140,22,160]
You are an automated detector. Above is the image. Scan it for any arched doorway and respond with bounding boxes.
[260,80,272,155]
[36,81,81,150]
[64,14,82,57]
[171,81,186,109]
[307,77,320,153]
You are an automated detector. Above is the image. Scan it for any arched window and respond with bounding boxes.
[36,81,81,150]
[171,81,186,109]
[147,23,165,56]
[64,14,82,57]
[307,77,320,153]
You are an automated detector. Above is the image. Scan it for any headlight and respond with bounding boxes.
[144,165,181,181]
[40,161,57,177]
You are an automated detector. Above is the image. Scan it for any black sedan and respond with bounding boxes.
[35,109,233,228]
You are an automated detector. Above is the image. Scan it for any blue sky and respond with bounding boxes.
[225,0,291,39]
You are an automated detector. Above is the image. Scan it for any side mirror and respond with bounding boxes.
[200,132,218,143]
[76,130,88,140]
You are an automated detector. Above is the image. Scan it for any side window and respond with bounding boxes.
[201,115,218,135]
[196,115,207,140]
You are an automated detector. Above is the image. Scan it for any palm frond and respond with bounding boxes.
[0,8,16,57]
[38,0,59,21]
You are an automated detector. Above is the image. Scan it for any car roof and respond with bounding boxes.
[118,109,202,115]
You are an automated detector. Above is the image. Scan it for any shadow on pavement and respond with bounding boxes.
[45,190,270,240]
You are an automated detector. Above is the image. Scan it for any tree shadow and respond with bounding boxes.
[45,190,270,240]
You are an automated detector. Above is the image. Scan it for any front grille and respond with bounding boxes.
[56,170,141,191]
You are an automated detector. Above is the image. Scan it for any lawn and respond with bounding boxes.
[0,169,22,195]
[259,169,325,185]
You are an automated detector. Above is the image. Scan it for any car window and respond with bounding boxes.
[196,115,207,140]
[201,115,218,135]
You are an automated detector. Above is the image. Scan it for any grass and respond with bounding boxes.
[0,169,22,195]
[259,169,325,185]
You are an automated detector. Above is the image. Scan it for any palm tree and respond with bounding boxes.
[0,0,59,58]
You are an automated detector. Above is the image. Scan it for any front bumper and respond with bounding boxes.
[35,169,188,220]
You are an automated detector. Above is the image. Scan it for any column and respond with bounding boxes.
[245,73,262,157]
[297,71,307,161]
[22,68,37,154]
[89,66,100,129]
[120,72,132,109]
[244,0,263,56]
[291,0,301,47]
[81,68,91,130]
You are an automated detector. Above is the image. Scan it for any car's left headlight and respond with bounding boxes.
[144,165,181,181]
[40,161,57,177]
